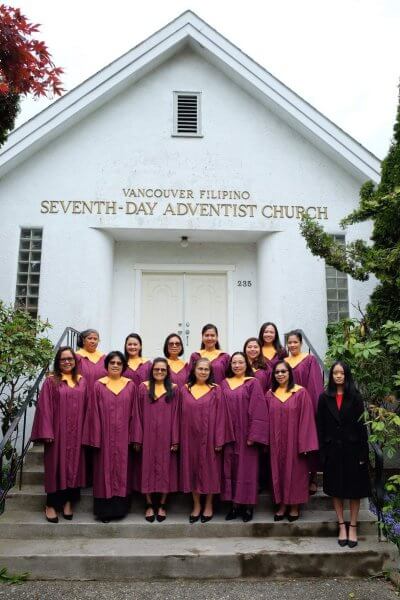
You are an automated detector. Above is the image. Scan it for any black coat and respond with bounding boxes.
[316,390,371,499]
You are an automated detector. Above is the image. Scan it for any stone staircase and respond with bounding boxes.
[0,444,397,580]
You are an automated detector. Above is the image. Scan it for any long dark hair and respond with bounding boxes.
[258,322,285,355]
[163,333,184,358]
[271,360,295,392]
[77,328,99,349]
[243,337,266,370]
[286,329,303,344]
[105,350,128,372]
[124,333,143,360]
[53,346,79,384]
[187,358,215,388]
[200,323,221,350]
[327,361,358,399]
[148,357,174,403]
[225,352,254,378]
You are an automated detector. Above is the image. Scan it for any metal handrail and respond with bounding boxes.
[0,327,80,507]
[285,329,385,541]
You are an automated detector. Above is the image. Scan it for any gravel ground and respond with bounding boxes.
[0,578,398,600]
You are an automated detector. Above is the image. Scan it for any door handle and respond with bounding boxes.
[185,329,190,345]
[186,322,190,327]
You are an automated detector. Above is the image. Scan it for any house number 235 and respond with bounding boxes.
[237,281,253,287]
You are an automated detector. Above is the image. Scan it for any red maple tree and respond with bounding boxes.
[0,4,64,146]
[0,4,63,96]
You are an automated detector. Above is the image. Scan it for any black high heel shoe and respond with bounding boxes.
[201,513,213,523]
[145,503,155,523]
[274,513,285,522]
[156,504,167,522]
[287,512,300,522]
[337,522,348,547]
[62,512,73,521]
[348,524,358,548]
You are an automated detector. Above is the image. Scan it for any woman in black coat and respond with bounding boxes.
[317,361,370,548]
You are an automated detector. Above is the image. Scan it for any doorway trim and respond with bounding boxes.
[133,263,236,351]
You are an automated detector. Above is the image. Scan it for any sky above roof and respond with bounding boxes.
[12,0,400,160]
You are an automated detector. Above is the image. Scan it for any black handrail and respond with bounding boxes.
[285,329,385,541]
[0,327,80,508]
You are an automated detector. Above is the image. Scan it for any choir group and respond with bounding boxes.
[31,322,371,548]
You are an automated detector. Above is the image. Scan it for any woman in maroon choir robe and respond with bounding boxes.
[286,330,324,494]
[180,358,234,522]
[243,337,271,392]
[258,322,287,371]
[317,362,370,548]
[83,351,137,522]
[131,358,180,522]
[163,333,189,387]
[221,352,268,522]
[266,360,318,521]
[123,333,152,385]
[31,346,88,523]
[188,323,230,384]
[75,329,107,388]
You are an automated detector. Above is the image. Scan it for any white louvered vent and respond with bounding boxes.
[173,92,202,136]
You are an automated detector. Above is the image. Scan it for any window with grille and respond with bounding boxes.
[325,234,349,323]
[15,228,42,318]
[173,92,202,136]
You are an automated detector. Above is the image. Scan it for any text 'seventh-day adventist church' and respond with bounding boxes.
[0,11,380,357]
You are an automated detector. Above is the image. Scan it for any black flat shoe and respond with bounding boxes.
[274,514,285,522]
[156,504,167,523]
[337,522,348,547]
[287,514,299,522]
[242,507,253,523]
[225,507,238,521]
[348,524,358,548]
[62,512,73,521]
[189,513,201,523]
[101,518,110,523]
[145,503,155,523]
[45,515,58,523]
[201,513,213,523]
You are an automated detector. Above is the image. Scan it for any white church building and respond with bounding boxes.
[0,11,380,358]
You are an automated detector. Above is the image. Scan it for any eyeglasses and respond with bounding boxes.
[275,369,288,374]
[168,341,182,346]
[153,367,167,372]
[109,361,123,366]
[60,358,75,363]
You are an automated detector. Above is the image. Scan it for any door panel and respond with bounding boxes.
[185,274,228,356]
[141,273,184,358]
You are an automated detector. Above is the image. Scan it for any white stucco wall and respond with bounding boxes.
[0,46,375,356]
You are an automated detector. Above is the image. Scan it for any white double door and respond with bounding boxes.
[140,272,228,360]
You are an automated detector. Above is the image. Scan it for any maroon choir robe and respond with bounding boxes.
[180,384,234,494]
[31,376,88,493]
[167,361,189,387]
[130,383,180,494]
[76,352,107,390]
[253,367,271,393]
[266,386,318,505]
[221,378,268,505]
[124,360,152,386]
[188,352,230,384]
[83,378,136,499]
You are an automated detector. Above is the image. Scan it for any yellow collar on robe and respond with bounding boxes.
[187,383,215,399]
[128,357,148,371]
[143,381,168,399]
[98,376,130,395]
[286,353,308,368]
[167,358,186,373]
[273,384,303,403]
[76,348,104,364]
[262,346,276,360]
[61,373,82,388]
[199,349,222,361]
[226,376,253,390]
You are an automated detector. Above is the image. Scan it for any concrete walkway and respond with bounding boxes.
[0,578,398,599]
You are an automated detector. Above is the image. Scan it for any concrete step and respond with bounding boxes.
[6,485,367,512]
[0,535,395,580]
[0,509,377,539]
